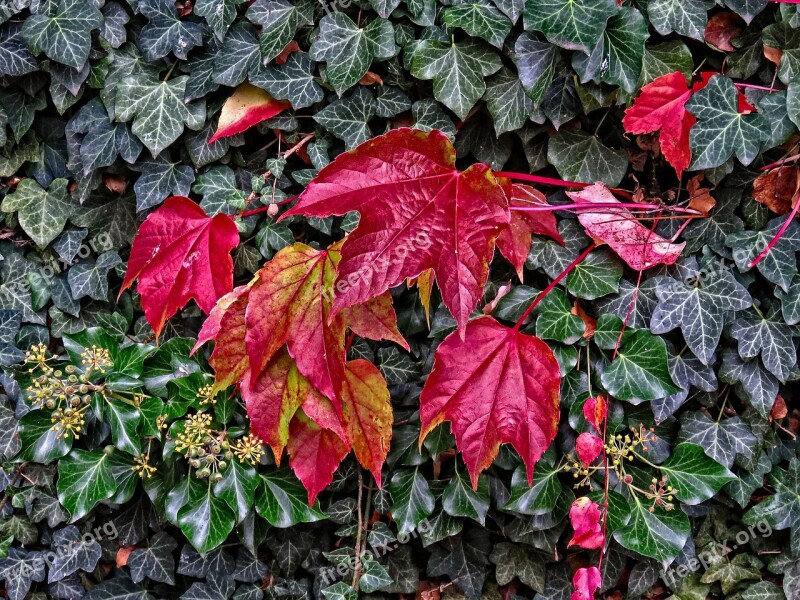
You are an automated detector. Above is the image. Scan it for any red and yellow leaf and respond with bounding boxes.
[340,295,409,351]
[419,316,560,487]
[120,196,240,337]
[569,183,685,270]
[209,82,290,142]
[281,128,509,336]
[340,359,392,486]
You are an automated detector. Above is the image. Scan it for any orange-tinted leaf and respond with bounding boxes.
[569,183,685,270]
[419,316,560,487]
[281,128,509,336]
[571,300,596,339]
[209,82,290,143]
[244,243,347,407]
[341,359,392,486]
[753,165,798,215]
[568,496,604,549]
[193,285,250,391]
[483,280,513,315]
[687,174,717,215]
[120,196,240,337]
[497,183,562,280]
[583,396,607,433]
[275,41,301,64]
[340,294,409,350]
[288,409,349,504]
[409,269,436,326]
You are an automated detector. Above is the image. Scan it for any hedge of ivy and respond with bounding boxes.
[1,0,800,599]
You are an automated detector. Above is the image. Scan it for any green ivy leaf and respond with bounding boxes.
[177,478,236,553]
[566,249,623,300]
[614,495,691,562]
[57,449,116,521]
[17,410,71,463]
[601,329,680,403]
[725,0,768,23]
[442,465,490,525]
[647,0,713,40]
[309,13,396,95]
[138,0,203,61]
[701,554,762,595]
[255,470,326,527]
[660,443,736,505]
[1,178,74,248]
[719,349,779,419]
[410,38,501,120]
[483,67,535,136]
[21,0,102,69]
[128,532,177,585]
[389,468,435,536]
[314,87,376,149]
[523,0,618,54]
[252,52,324,110]
[678,411,757,469]
[247,0,314,63]
[685,74,771,169]
[651,270,752,365]
[727,217,800,293]
[502,460,562,516]
[729,310,795,382]
[214,460,259,525]
[195,0,244,39]
[573,7,648,94]
[513,33,556,106]
[442,0,512,48]
[547,130,628,186]
[489,542,545,591]
[535,287,585,345]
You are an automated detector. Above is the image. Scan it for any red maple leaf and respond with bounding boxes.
[496,183,562,280]
[281,128,510,336]
[419,316,560,487]
[569,183,685,270]
[120,196,240,337]
[622,71,696,177]
[209,82,290,142]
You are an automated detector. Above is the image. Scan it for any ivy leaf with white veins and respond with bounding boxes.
[212,22,261,88]
[650,270,752,365]
[252,52,323,110]
[572,7,649,94]
[48,525,102,582]
[724,0,768,24]
[647,0,713,41]
[727,217,800,293]
[483,68,535,136]
[132,156,195,212]
[719,349,779,418]
[21,0,101,70]
[442,0,512,48]
[660,443,736,505]
[600,329,680,403]
[410,38,502,120]
[115,74,197,156]
[314,87,376,149]
[1,178,75,248]
[194,0,245,40]
[777,275,800,325]
[138,0,203,61]
[389,468,435,536]
[514,34,556,106]
[614,496,691,562]
[566,249,623,301]
[247,0,314,63]
[523,0,618,54]
[68,251,123,301]
[729,309,796,382]
[0,22,37,76]
[57,449,116,522]
[685,74,771,169]
[744,458,800,558]
[309,13,396,95]
[442,465,490,525]
[547,130,628,186]
[128,532,178,585]
[678,411,757,469]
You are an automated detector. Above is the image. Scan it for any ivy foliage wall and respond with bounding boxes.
[1,0,800,599]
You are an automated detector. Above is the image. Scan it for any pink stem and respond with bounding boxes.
[512,243,596,332]
[239,193,299,218]
[769,0,800,4]
[494,171,634,200]
[749,197,800,268]
[734,82,778,92]
[758,153,800,172]
[510,202,701,215]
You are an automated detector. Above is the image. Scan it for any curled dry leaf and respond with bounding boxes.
[120,196,240,336]
[687,174,717,215]
[569,183,686,270]
[209,82,290,142]
[704,11,746,52]
[753,165,799,215]
[571,300,597,339]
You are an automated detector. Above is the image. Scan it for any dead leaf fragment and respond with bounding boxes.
[705,11,746,52]
[753,165,799,215]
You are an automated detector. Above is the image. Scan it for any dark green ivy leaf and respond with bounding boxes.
[660,443,737,505]
[21,0,102,69]
[523,0,618,54]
